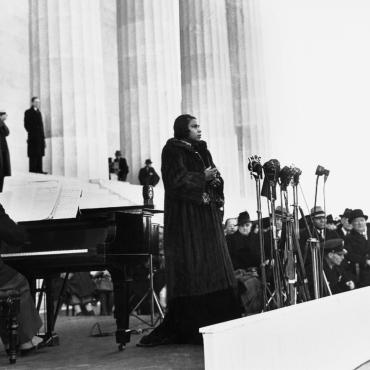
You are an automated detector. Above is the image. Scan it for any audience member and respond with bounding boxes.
[344,209,370,287]
[24,97,46,174]
[337,208,353,239]
[64,272,96,316]
[0,111,10,192]
[300,206,340,261]
[113,150,129,181]
[138,159,160,186]
[322,239,355,294]
[224,218,237,235]
[325,214,338,231]
[226,211,263,315]
[92,271,114,316]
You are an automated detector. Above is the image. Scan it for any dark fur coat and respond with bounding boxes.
[161,138,236,299]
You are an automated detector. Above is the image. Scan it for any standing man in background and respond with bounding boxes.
[113,150,129,181]
[0,111,10,192]
[24,97,45,173]
[138,159,160,186]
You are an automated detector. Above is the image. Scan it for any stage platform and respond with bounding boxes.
[201,287,370,370]
[0,313,204,370]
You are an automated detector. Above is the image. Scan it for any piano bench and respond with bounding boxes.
[0,290,20,364]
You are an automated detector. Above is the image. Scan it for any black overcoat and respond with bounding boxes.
[0,123,11,177]
[226,231,260,270]
[323,259,354,295]
[344,226,370,287]
[24,108,45,158]
[161,138,236,299]
[139,166,160,186]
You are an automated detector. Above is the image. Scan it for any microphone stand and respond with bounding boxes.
[248,156,269,310]
[299,207,321,299]
[278,167,296,306]
[282,191,297,305]
[291,171,310,301]
[269,182,283,308]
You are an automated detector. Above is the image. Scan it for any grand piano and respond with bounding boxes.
[0,175,163,350]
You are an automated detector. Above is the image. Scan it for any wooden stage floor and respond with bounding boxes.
[0,313,204,370]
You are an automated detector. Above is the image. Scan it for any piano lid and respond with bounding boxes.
[0,173,159,222]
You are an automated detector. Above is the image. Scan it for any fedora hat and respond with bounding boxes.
[310,206,325,218]
[339,208,352,219]
[349,209,368,223]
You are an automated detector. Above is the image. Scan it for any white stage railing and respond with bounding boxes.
[200,287,370,370]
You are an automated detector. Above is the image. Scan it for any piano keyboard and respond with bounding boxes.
[1,249,88,258]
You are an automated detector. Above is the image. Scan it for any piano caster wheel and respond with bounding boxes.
[118,343,125,351]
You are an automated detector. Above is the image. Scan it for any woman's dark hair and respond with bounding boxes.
[173,114,196,139]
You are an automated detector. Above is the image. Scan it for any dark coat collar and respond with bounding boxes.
[349,227,370,240]
[165,138,208,153]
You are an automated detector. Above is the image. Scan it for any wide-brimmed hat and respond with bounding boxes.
[115,150,122,156]
[339,208,352,219]
[310,206,325,218]
[349,209,368,223]
[322,239,346,255]
[237,211,251,226]
[145,159,152,165]
[326,214,336,225]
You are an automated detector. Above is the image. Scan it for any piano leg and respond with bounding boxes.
[42,276,59,346]
[109,266,132,351]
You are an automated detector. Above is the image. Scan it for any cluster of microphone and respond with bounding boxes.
[248,156,330,198]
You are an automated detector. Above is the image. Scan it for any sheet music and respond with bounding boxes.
[0,181,61,222]
[1,174,82,221]
[51,184,82,219]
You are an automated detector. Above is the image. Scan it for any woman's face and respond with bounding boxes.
[238,222,252,236]
[187,119,201,141]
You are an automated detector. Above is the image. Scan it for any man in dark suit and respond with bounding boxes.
[344,209,370,287]
[138,159,160,186]
[113,150,129,181]
[321,239,355,295]
[24,97,45,173]
[0,111,11,192]
[337,208,353,240]
[300,206,340,262]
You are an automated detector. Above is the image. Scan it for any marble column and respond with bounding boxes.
[0,0,30,174]
[179,0,241,201]
[29,0,109,179]
[116,0,182,184]
[226,0,270,199]
[100,0,120,154]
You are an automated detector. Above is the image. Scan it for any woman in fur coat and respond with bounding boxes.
[138,114,240,347]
